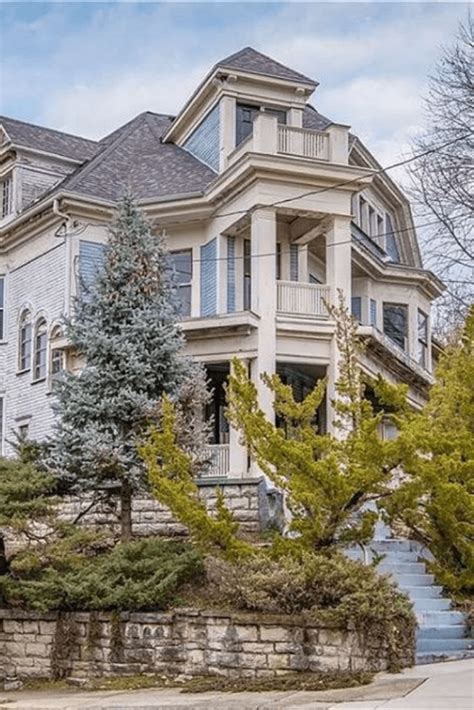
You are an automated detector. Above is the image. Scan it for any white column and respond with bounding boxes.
[228,359,249,478]
[219,95,236,171]
[191,244,200,318]
[325,216,352,432]
[251,207,277,422]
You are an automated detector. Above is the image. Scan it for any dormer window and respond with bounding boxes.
[1,175,12,219]
[236,104,287,146]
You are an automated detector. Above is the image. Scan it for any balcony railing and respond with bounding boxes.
[202,444,230,478]
[277,281,330,318]
[277,125,329,161]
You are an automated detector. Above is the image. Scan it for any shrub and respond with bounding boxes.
[0,536,204,612]
[206,551,416,672]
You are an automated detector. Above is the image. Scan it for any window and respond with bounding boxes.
[18,423,29,440]
[276,242,281,281]
[170,250,192,317]
[50,326,65,380]
[385,214,401,262]
[417,309,429,369]
[243,239,251,310]
[1,175,12,219]
[309,273,322,284]
[33,318,47,380]
[359,197,369,233]
[370,298,377,327]
[383,303,408,351]
[18,310,32,371]
[351,297,362,323]
[236,104,259,146]
[0,277,4,340]
[264,108,287,124]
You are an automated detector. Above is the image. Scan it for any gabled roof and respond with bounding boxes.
[0,115,98,162]
[216,47,316,86]
[52,112,217,203]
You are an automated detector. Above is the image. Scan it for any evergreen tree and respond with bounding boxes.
[382,307,474,595]
[142,293,408,554]
[49,195,210,540]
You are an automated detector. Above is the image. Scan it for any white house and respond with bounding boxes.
[0,47,443,476]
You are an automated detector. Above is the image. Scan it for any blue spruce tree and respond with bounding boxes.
[49,195,210,540]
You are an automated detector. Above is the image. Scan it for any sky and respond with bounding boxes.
[0,1,469,180]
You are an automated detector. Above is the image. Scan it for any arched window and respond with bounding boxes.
[50,325,65,379]
[33,318,47,380]
[18,310,32,371]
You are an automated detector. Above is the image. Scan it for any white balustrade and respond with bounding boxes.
[203,444,230,478]
[277,125,329,161]
[277,281,330,318]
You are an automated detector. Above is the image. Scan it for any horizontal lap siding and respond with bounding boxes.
[183,105,220,172]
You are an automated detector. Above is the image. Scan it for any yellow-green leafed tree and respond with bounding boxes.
[383,307,474,596]
[225,293,409,552]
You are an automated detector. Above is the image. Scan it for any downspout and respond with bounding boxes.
[53,199,73,316]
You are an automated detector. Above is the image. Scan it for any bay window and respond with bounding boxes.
[383,303,408,351]
[33,318,47,380]
[170,250,192,317]
[18,310,32,371]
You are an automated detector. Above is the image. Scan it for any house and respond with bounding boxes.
[0,47,443,475]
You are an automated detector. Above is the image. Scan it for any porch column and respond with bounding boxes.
[228,358,249,478]
[251,207,277,422]
[325,215,352,433]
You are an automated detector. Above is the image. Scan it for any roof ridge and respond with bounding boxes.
[217,46,316,86]
[0,114,97,145]
[50,113,150,194]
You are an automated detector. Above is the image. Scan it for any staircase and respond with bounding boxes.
[371,539,474,664]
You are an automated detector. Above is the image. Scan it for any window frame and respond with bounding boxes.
[18,309,33,372]
[170,249,193,318]
[0,174,13,220]
[49,325,65,383]
[33,317,48,382]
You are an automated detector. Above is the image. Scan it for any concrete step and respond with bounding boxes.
[413,597,452,612]
[416,637,474,653]
[379,562,426,574]
[394,573,435,586]
[418,625,469,640]
[416,610,466,626]
[416,649,474,665]
[401,585,443,599]
[371,540,412,553]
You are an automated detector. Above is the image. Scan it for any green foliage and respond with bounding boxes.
[382,307,474,596]
[141,398,253,561]
[206,550,415,672]
[0,536,204,612]
[225,292,408,550]
[0,457,56,530]
[48,194,210,540]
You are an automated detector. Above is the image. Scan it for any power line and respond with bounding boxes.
[170,211,471,267]
[154,130,474,230]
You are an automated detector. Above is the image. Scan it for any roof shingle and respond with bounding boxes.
[0,116,98,162]
[216,47,316,86]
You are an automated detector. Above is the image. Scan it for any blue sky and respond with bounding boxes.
[0,2,469,172]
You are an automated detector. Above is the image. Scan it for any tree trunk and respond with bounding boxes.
[0,535,8,576]
[120,481,133,542]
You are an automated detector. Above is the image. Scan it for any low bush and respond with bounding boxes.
[0,535,204,612]
[206,550,416,672]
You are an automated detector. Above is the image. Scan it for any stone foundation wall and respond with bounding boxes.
[58,478,280,538]
[0,608,393,684]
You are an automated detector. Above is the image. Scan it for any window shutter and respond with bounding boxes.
[79,241,106,298]
[351,296,362,323]
[200,238,218,317]
[226,237,236,313]
[290,244,299,281]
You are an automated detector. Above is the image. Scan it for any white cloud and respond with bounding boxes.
[42,64,208,139]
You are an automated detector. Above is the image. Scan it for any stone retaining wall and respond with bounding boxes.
[0,608,395,685]
[58,477,281,537]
